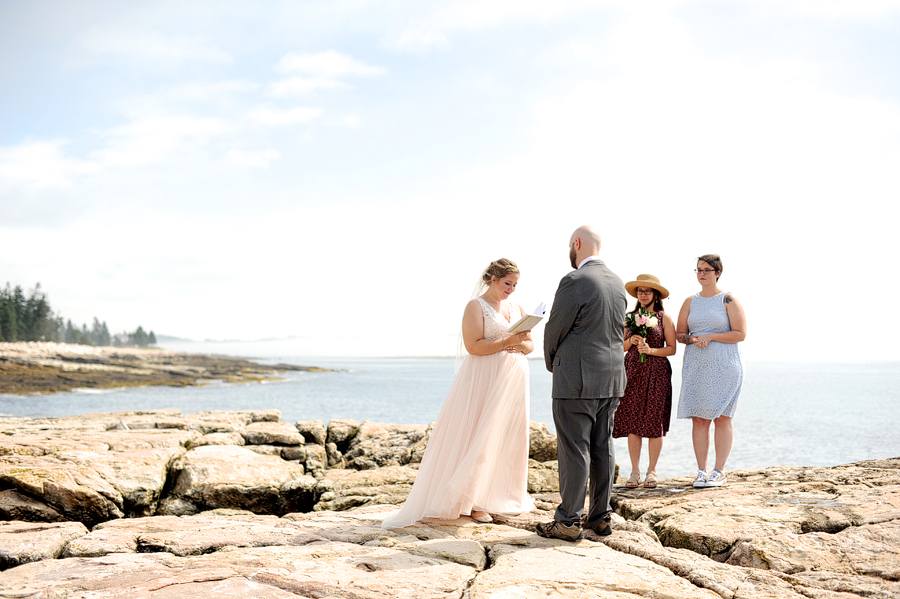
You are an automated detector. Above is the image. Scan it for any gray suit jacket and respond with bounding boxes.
[543,259,628,399]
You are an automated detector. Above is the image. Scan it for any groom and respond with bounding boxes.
[537,225,628,541]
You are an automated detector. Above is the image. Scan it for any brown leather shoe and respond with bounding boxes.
[535,520,583,541]
[586,520,612,537]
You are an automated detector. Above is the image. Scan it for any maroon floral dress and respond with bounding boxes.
[613,310,672,439]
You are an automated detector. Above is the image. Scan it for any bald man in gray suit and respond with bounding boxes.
[536,225,628,541]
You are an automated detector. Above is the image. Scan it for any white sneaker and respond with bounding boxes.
[705,470,727,487]
[692,470,709,488]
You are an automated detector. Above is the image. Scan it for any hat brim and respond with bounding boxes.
[625,281,670,299]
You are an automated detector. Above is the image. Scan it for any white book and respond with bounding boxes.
[507,301,547,334]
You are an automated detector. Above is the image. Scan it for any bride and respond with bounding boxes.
[381,258,536,528]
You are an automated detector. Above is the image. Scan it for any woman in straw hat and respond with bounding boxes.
[675,254,746,489]
[613,274,676,488]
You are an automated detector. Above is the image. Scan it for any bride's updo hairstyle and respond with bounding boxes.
[482,258,519,284]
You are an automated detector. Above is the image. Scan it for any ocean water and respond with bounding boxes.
[2,356,898,480]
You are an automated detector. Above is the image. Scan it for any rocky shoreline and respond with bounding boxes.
[0,342,329,395]
[0,409,897,598]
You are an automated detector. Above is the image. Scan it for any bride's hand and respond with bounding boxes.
[503,332,529,352]
[511,331,529,343]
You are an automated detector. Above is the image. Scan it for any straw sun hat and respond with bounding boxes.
[624,274,670,299]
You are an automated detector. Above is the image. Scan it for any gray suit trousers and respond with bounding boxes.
[552,397,620,527]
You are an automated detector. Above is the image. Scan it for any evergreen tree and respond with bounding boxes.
[2,281,156,347]
[53,317,64,342]
[12,286,26,341]
[0,285,17,342]
[24,284,53,341]
[91,318,103,346]
[65,320,78,344]
[1,282,62,342]
[130,325,148,347]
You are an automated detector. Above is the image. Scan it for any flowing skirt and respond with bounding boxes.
[381,350,535,529]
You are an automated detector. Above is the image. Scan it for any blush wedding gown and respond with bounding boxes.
[381,297,535,528]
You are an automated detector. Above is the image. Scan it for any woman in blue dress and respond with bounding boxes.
[676,254,747,488]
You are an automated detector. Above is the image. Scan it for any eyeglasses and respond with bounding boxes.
[694,269,717,274]
[636,289,655,295]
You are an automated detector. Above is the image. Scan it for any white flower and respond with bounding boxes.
[648,316,658,328]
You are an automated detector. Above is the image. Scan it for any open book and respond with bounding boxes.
[507,301,547,334]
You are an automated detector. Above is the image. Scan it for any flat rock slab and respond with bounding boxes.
[603,530,819,599]
[241,421,304,446]
[727,520,900,584]
[402,538,487,570]
[2,495,900,598]
[0,521,88,570]
[284,505,406,545]
[186,431,245,449]
[63,512,327,558]
[0,409,183,434]
[470,539,722,599]
[0,542,477,599]
[612,461,900,561]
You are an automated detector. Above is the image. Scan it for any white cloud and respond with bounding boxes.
[267,50,382,99]
[91,116,231,167]
[163,80,261,101]
[225,148,281,168]
[739,0,900,19]
[248,105,324,126]
[393,26,450,53]
[392,0,621,52]
[266,76,350,97]
[557,42,607,66]
[335,115,361,127]
[79,30,231,66]
[276,50,386,78]
[0,140,98,189]
[389,0,900,54]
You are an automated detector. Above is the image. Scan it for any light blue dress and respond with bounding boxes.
[677,292,743,420]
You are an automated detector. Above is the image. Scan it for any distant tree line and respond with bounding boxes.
[0,283,157,348]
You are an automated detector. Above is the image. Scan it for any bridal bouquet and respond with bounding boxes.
[625,308,659,363]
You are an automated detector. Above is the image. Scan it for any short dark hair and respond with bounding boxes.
[698,254,723,281]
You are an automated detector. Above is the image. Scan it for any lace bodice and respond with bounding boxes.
[477,297,522,340]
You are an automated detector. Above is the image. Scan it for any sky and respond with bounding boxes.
[2,0,899,361]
